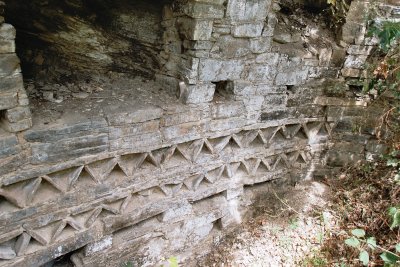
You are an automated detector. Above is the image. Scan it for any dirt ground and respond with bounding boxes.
[191,180,335,267]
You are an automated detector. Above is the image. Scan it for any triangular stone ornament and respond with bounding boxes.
[183,174,204,191]
[85,158,118,183]
[270,127,287,143]
[187,139,206,161]
[205,166,224,183]
[246,158,260,175]
[273,156,287,170]
[139,152,159,169]
[162,146,190,168]
[255,160,270,175]
[285,124,302,139]
[231,134,243,148]
[261,127,278,144]
[160,184,182,197]
[0,178,43,208]
[223,164,234,178]
[240,130,258,147]
[118,153,147,176]
[208,136,231,154]
[232,161,249,178]
[44,166,84,192]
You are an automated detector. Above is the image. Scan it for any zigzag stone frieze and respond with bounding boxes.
[0,120,331,265]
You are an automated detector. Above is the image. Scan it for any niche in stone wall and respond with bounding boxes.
[5,0,175,105]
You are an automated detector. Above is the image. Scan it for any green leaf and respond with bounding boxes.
[391,212,400,229]
[396,243,400,253]
[389,207,398,216]
[380,252,399,263]
[345,237,360,247]
[367,237,377,249]
[352,229,366,238]
[359,250,369,266]
[168,257,179,267]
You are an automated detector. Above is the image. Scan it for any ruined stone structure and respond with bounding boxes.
[0,0,398,266]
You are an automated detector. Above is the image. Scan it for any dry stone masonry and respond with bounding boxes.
[0,1,32,133]
[0,0,398,266]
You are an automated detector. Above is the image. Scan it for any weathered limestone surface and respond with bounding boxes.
[0,2,31,133]
[0,0,396,266]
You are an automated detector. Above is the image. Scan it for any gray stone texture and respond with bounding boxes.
[0,0,394,266]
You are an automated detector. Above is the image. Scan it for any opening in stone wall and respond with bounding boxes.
[4,0,178,120]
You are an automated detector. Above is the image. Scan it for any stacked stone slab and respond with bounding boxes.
[0,1,31,133]
[0,0,396,266]
[341,0,399,78]
[321,0,399,175]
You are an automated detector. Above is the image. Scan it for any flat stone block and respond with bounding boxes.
[211,101,245,119]
[0,23,16,40]
[0,54,20,77]
[109,121,160,140]
[245,64,277,82]
[208,117,246,132]
[227,0,270,21]
[0,40,15,53]
[0,91,18,110]
[232,22,264,37]
[0,73,23,93]
[242,95,264,112]
[216,35,250,58]
[343,55,368,69]
[260,109,288,121]
[24,118,108,143]
[183,2,225,19]
[111,132,162,151]
[0,132,19,158]
[161,105,210,126]
[0,117,32,132]
[163,120,207,141]
[227,80,254,96]
[30,134,109,163]
[180,83,216,104]
[178,18,213,40]
[199,58,244,82]
[4,106,31,123]
[275,68,309,86]
[106,106,163,126]
[256,84,285,95]
[262,94,287,109]
[341,67,360,78]
[255,52,280,65]
[250,37,271,53]
[178,56,199,85]
[347,45,373,55]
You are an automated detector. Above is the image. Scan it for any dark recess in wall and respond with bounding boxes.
[4,0,173,97]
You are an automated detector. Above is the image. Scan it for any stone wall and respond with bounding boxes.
[323,0,400,175]
[0,0,397,266]
[0,1,31,133]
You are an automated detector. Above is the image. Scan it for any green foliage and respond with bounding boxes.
[168,257,179,267]
[351,229,365,238]
[388,206,400,230]
[289,217,299,230]
[359,250,369,266]
[368,21,400,52]
[121,262,133,267]
[344,228,400,266]
[380,252,399,265]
